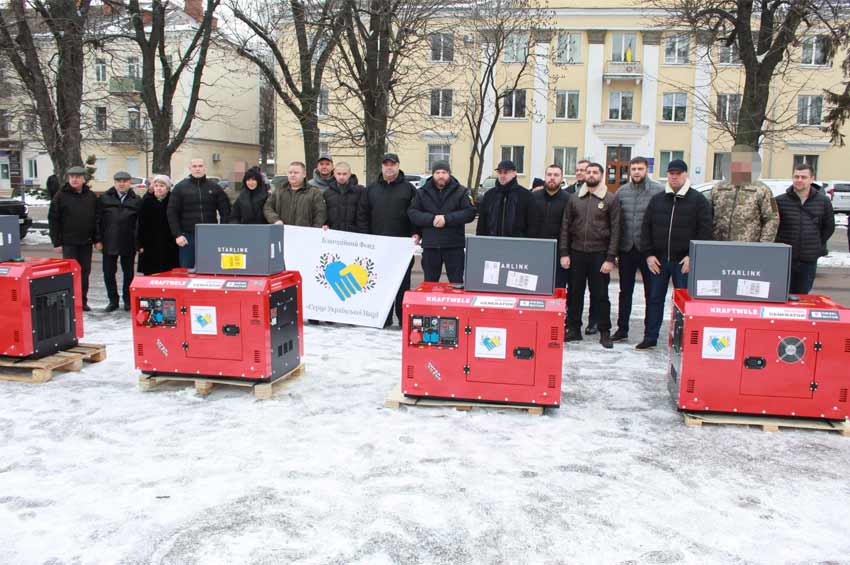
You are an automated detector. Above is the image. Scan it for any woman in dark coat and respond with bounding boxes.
[229,168,269,224]
[137,174,180,275]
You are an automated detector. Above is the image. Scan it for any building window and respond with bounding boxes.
[95,58,107,82]
[128,106,141,129]
[127,56,140,79]
[504,34,528,63]
[664,35,689,64]
[660,150,684,174]
[319,141,330,157]
[801,36,829,66]
[717,43,740,65]
[430,89,453,118]
[500,145,525,174]
[716,93,741,124]
[712,152,729,180]
[793,154,819,177]
[95,107,108,131]
[553,147,577,175]
[0,110,8,138]
[502,89,526,118]
[21,114,37,134]
[797,95,822,126]
[430,32,453,62]
[608,91,633,121]
[0,164,9,180]
[662,93,687,122]
[318,89,329,116]
[555,90,580,119]
[556,32,582,64]
[95,157,109,182]
[26,158,38,179]
[427,144,450,171]
[611,32,637,63]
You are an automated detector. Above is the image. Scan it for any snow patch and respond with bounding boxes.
[819,251,850,268]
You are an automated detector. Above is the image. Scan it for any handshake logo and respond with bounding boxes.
[481,336,500,351]
[316,253,377,301]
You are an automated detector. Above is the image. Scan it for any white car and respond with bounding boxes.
[694,179,791,198]
[404,173,430,189]
[826,180,850,213]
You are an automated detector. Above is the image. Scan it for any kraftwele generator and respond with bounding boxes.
[0,258,83,358]
[669,289,850,419]
[401,283,566,406]
[130,269,303,380]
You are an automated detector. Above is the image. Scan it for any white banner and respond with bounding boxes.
[283,226,415,328]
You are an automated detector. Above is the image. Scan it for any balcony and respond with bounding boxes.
[109,76,143,95]
[603,61,643,85]
[111,128,144,144]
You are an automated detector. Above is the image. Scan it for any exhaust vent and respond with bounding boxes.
[689,331,699,345]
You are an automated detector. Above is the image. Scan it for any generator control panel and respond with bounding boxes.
[408,315,459,347]
[137,297,178,327]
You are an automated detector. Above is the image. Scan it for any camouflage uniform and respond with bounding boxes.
[710,181,779,242]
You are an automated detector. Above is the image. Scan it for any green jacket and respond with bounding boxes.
[710,181,779,243]
[263,181,327,227]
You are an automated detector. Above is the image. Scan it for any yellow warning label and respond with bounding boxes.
[221,253,246,270]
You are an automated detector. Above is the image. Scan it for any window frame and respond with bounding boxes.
[716,93,741,125]
[95,106,108,132]
[127,56,140,79]
[797,95,823,126]
[659,150,685,174]
[555,90,580,120]
[430,88,453,118]
[801,36,829,66]
[318,89,329,117]
[500,145,525,174]
[502,89,527,118]
[664,35,690,65]
[429,32,454,63]
[26,158,38,179]
[555,32,582,64]
[611,32,638,63]
[95,58,108,82]
[503,34,529,64]
[661,92,688,123]
[717,43,741,65]
[553,146,578,175]
[427,143,451,171]
[608,91,634,121]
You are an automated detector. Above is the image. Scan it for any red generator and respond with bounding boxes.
[401,282,566,407]
[669,289,850,420]
[130,269,303,380]
[0,258,83,358]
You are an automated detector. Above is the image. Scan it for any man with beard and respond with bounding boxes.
[475,160,534,237]
[308,155,335,191]
[408,161,476,283]
[559,163,622,349]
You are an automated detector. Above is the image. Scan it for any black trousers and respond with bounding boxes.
[62,244,93,305]
[421,247,465,283]
[616,246,652,334]
[103,254,135,306]
[386,258,414,327]
[567,251,611,332]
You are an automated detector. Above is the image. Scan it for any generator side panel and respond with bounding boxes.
[269,286,301,379]
[29,273,78,358]
[0,274,35,356]
[132,294,184,374]
[402,305,468,399]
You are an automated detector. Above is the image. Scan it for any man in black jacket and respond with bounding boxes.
[48,166,99,311]
[475,160,534,237]
[564,160,590,194]
[408,161,476,283]
[529,163,570,292]
[97,171,142,312]
[775,163,835,294]
[323,162,369,233]
[367,153,420,327]
[639,159,712,349]
[166,158,231,268]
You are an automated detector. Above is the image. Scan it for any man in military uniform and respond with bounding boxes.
[710,147,779,242]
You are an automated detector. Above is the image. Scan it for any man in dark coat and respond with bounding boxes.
[323,161,369,233]
[167,158,231,268]
[229,168,269,224]
[564,160,590,194]
[48,166,99,311]
[97,171,142,311]
[366,153,419,327]
[138,175,179,275]
[529,163,570,292]
[775,163,835,294]
[475,160,534,237]
[408,161,476,283]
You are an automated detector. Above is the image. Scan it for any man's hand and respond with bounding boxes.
[176,236,188,247]
[275,220,284,225]
[433,215,446,228]
[412,234,421,245]
[600,260,614,274]
[95,243,103,251]
[53,246,62,254]
[322,225,329,231]
[138,248,144,254]
[560,256,570,269]
[647,255,661,275]
[680,255,690,274]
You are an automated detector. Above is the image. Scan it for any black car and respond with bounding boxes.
[0,197,31,239]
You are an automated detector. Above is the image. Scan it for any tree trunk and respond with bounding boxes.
[300,111,320,174]
[734,66,770,150]
[151,121,173,177]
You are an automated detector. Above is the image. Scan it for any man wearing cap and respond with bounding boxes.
[97,171,142,312]
[308,155,335,191]
[475,160,534,238]
[48,166,100,311]
[639,159,712,350]
[367,153,419,327]
[408,161,476,283]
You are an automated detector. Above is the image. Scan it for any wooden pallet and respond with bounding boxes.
[385,384,545,416]
[0,343,107,384]
[683,411,850,436]
[138,363,305,400]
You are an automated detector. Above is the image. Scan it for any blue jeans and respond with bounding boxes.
[789,261,817,295]
[645,259,688,342]
[617,247,652,334]
[178,233,196,269]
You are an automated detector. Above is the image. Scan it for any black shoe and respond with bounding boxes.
[103,303,119,313]
[636,339,657,350]
[610,329,629,342]
[585,323,598,336]
[307,319,321,325]
[123,303,131,311]
[599,331,613,349]
[82,304,92,312]
[564,328,582,342]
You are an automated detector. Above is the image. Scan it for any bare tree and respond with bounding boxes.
[226,0,345,172]
[823,29,850,145]
[258,74,276,170]
[651,0,847,150]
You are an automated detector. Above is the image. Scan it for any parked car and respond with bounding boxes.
[695,179,791,198]
[826,181,850,213]
[404,173,429,189]
[129,177,148,193]
[0,197,32,239]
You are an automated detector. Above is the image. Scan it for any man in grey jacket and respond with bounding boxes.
[612,157,662,342]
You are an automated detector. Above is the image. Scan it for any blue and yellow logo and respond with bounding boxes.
[316,253,377,301]
[195,313,212,327]
[710,336,730,352]
[482,336,501,351]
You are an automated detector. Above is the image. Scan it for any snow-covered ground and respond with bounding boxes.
[835,213,847,228]
[20,228,52,246]
[1,283,849,564]
[819,251,850,268]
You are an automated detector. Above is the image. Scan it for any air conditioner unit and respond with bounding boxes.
[212,152,221,162]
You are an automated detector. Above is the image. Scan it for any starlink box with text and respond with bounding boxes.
[464,235,556,295]
[0,215,21,263]
[194,223,285,276]
[687,240,791,303]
